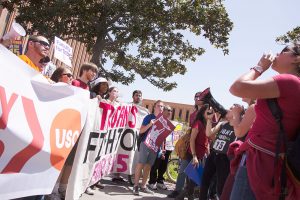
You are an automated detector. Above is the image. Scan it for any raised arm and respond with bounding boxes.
[229,104,256,138]
[230,53,280,99]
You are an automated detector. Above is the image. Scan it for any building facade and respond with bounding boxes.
[142,99,195,123]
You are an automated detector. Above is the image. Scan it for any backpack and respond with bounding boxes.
[267,99,300,199]
[175,129,191,160]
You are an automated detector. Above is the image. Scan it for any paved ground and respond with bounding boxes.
[79,176,175,200]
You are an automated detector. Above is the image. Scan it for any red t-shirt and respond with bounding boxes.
[188,120,209,159]
[72,79,89,90]
[189,110,197,126]
[246,74,300,199]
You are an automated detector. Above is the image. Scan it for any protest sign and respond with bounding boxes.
[54,36,72,67]
[144,113,175,152]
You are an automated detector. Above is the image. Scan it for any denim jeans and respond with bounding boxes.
[175,159,189,192]
[230,166,255,200]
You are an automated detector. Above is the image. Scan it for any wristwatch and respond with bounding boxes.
[251,65,264,75]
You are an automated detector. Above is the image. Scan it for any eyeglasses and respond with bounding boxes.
[31,39,50,48]
[194,96,202,101]
[281,46,300,56]
[62,73,73,78]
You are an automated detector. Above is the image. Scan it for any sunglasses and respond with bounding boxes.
[281,46,299,56]
[194,96,203,101]
[62,73,73,78]
[31,39,50,48]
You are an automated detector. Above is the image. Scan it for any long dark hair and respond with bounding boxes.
[105,86,118,100]
[192,104,209,127]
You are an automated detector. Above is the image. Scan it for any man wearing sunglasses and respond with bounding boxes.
[19,35,50,72]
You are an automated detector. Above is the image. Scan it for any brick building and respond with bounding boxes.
[142,99,195,123]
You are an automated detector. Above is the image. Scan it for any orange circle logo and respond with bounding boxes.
[50,109,81,170]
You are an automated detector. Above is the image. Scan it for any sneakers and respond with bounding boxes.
[95,181,104,189]
[85,187,94,195]
[167,190,180,198]
[140,186,154,194]
[157,183,167,190]
[133,185,139,195]
[148,183,157,190]
[112,177,126,183]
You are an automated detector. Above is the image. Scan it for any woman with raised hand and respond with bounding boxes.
[229,44,300,200]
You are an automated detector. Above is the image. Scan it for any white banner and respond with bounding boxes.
[66,101,148,200]
[0,45,89,199]
[54,36,73,67]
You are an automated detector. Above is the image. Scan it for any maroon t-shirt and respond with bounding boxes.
[72,79,89,90]
[246,74,300,199]
[188,120,209,159]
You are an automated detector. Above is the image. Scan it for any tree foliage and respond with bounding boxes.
[1,0,233,91]
[276,26,300,44]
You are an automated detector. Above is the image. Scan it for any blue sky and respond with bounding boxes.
[115,0,300,108]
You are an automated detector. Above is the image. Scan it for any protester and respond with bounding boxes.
[105,86,119,105]
[168,91,204,198]
[41,56,57,78]
[199,109,235,200]
[50,67,73,84]
[132,100,164,195]
[220,99,255,200]
[229,99,256,138]
[19,35,50,72]
[14,35,50,200]
[71,62,98,90]
[148,105,173,190]
[229,44,300,200]
[132,90,143,105]
[175,104,210,200]
[90,77,110,99]
[69,62,98,196]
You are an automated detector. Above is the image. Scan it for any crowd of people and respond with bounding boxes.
[1,33,300,200]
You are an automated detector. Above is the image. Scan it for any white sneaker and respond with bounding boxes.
[156,183,167,190]
[148,183,157,190]
[85,187,94,195]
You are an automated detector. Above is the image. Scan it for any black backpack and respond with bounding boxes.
[267,99,300,199]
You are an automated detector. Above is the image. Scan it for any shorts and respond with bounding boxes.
[138,142,157,166]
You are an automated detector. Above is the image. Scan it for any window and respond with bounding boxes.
[185,110,190,122]
[179,109,182,120]
[171,108,175,120]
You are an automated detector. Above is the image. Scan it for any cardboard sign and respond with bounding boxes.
[144,113,175,152]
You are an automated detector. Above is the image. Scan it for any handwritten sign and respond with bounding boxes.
[54,36,72,67]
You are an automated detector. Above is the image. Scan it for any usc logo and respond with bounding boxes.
[50,109,81,170]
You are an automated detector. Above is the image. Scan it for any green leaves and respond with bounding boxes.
[276,26,300,44]
[2,0,233,91]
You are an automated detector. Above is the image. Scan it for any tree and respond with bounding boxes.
[1,0,233,91]
[276,26,300,44]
